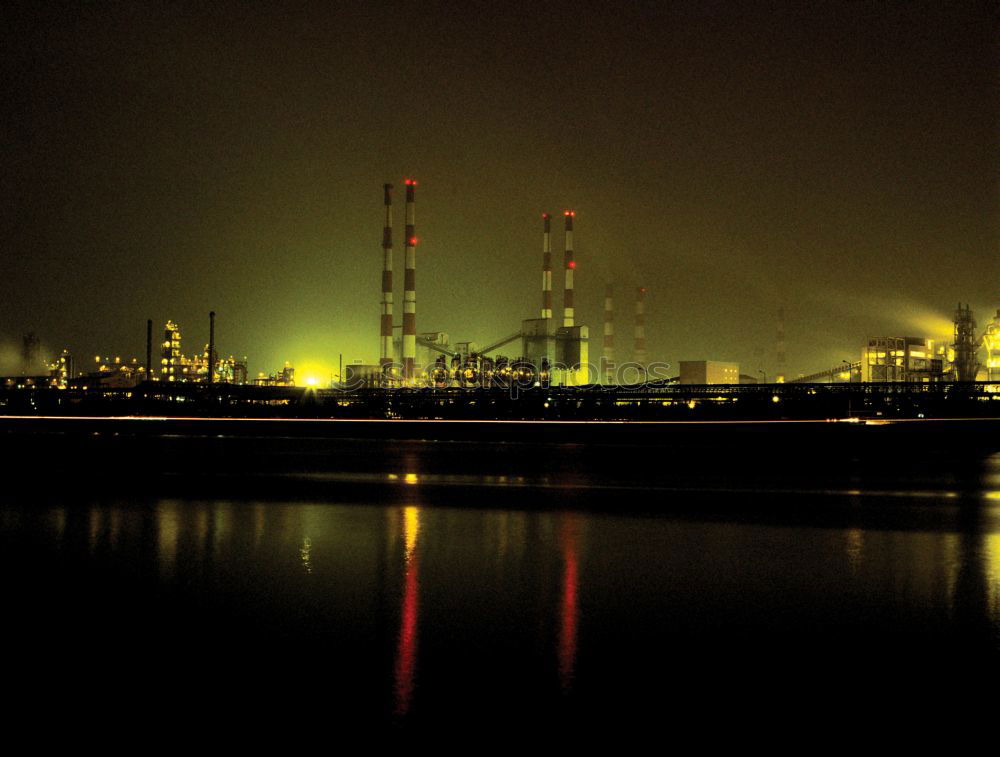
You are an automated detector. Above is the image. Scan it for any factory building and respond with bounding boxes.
[861,336,946,383]
[343,363,381,389]
[679,361,740,385]
[68,357,146,389]
[161,320,247,384]
[373,187,591,388]
[984,310,1000,382]
[952,303,978,381]
[47,350,75,387]
[518,321,589,386]
[253,362,295,387]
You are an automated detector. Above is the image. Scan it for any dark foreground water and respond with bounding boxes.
[2,419,999,733]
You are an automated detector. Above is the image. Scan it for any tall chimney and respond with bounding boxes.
[563,211,575,327]
[541,213,552,319]
[603,284,615,384]
[634,287,647,371]
[776,306,786,384]
[402,179,417,382]
[146,319,153,382]
[381,183,394,378]
[208,311,216,384]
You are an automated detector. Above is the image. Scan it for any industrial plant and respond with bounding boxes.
[373,182,598,389]
[1,180,997,421]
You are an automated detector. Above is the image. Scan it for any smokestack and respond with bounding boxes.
[776,306,786,384]
[634,287,647,371]
[541,214,552,319]
[381,183,394,377]
[208,311,216,384]
[603,284,615,384]
[403,179,417,382]
[146,319,152,381]
[563,211,575,327]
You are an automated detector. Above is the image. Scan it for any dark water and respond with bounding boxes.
[2,422,999,731]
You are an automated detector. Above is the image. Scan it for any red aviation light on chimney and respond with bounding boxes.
[409,237,418,246]
[404,178,417,186]
[568,261,576,269]
[564,211,575,217]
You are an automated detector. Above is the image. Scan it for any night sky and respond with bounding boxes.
[1,1,995,380]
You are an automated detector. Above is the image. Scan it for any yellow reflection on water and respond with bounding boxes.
[300,536,312,574]
[403,505,420,562]
[252,503,266,548]
[845,528,864,573]
[157,500,181,580]
[394,505,421,716]
[984,533,1000,623]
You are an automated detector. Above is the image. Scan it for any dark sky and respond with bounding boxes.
[1,0,996,379]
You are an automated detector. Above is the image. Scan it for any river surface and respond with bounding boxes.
[1,421,999,732]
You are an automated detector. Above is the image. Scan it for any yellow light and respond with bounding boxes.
[305,377,319,387]
[403,506,420,562]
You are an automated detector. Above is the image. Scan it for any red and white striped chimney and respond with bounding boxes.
[380,183,394,376]
[563,211,575,328]
[634,287,647,370]
[402,179,417,382]
[541,213,552,319]
[603,283,615,384]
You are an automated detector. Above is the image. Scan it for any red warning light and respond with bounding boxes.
[409,237,418,246]
[568,261,576,269]
[404,178,417,186]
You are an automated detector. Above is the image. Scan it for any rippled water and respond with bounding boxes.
[2,424,999,730]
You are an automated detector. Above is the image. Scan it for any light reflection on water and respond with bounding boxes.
[394,505,420,716]
[6,483,1000,720]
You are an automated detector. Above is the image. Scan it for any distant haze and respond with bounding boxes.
[1,1,995,379]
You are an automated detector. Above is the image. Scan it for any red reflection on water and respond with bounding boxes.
[559,513,581,691]
[394,506,420,716]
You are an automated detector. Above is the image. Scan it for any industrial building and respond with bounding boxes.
[253,362,295,387]
[861,337,946,383]
[160,320,247,384]
[984,309,1000,382]
[375,187,593,387]
[679,361,740,385]
[47,350,75,387]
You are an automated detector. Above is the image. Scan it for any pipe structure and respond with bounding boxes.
[146,319,152,381]
[208,311,216,384]
[563,211,575,327]
[603,284,615,384]
[381,183,394,378]
[634,287,647,371]
[776,306,786,384]
[403,179,417,382]
[541,213,553,319]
